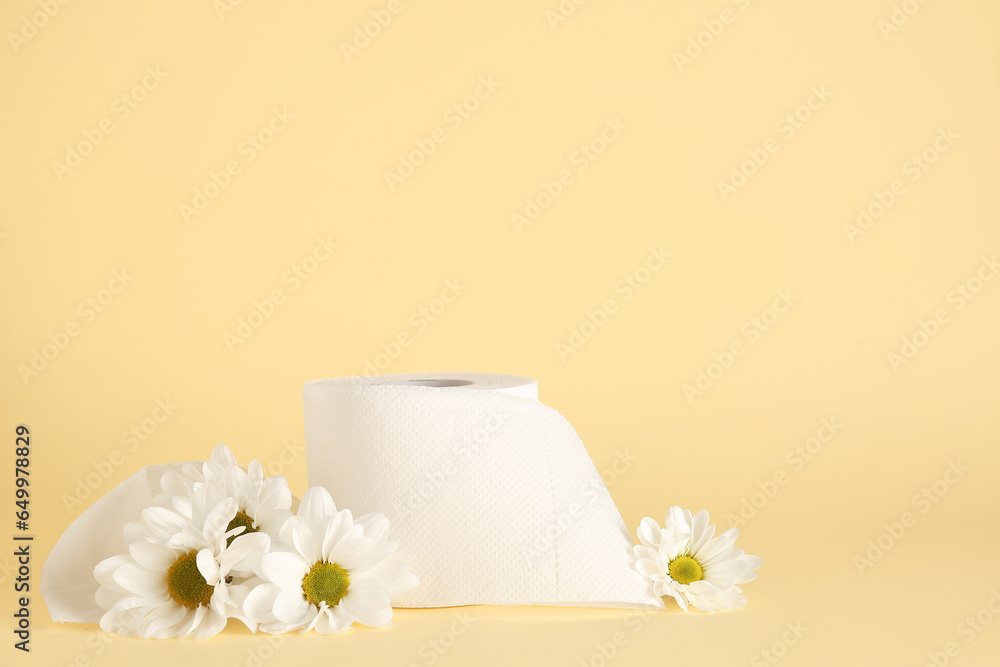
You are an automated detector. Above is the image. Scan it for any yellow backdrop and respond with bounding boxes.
[2,0,999,665]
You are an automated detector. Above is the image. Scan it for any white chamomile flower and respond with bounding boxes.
[244,486,418,635]
[633,506,761,612]
[95,482,270,639]
[154,444,293,544]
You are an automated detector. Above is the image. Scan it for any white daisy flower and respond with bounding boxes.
[243,486,418,635]
[633,506,761,612]
[152,444,293,546]
[95,482,270,639]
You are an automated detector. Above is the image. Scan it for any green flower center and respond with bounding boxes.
[225,510,258,547]
[668,555,704,585]
[166,550,214,608]
[301,562,350,607]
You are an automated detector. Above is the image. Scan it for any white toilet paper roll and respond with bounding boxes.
[304,373,663,609]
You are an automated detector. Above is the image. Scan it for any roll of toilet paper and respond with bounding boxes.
[304,373,663,609]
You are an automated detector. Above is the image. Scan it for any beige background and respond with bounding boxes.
[3,0,1000,664]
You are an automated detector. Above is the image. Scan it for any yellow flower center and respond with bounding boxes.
[166,550,214,608]
[668,555,704,585]
[301,562,350,607]
[225,510,258,547]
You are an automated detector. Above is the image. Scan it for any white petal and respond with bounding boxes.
[356,513,390,544]
[742,554,763,572]
[197,548,221,586]
[256,508,294,537]
[243,583,280,623]
[138,601,188,638]
[311,606,352,635]
[273,585,310,624]
[261,551,310,589]
[688,579,717,596]
[261,475,292,503]
[694,526,737,561]
[689,593,715,612]
[113,562,167,598]
[223,532,270,574]
[352,552,419,596]
[735,563,760,584]
[129,541,177,571]
[637,517,661,548]
[224,465,250,505]
[141,507,188,540]
[211,444,239,468]
[192,606,228,640]
[321,509,354,560]
[247,460,264,493]
[668,588,688,611]
[634,558,661,579]
[713,586,748,610]
[298,486,337,523]
[664,506,689,532]
[341,579,392,628]
[687,510,714,554]
[123,520,148,544]
[203,495,239,541]
[94,555,132,592]
[170,525,212,552]
[633,544,657,562]
[169,495,194,519]
[287,517,321,564]
[327,526,374,570]
[257,486,293,516]
[178,461,204,479]
[176,603,208,638]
